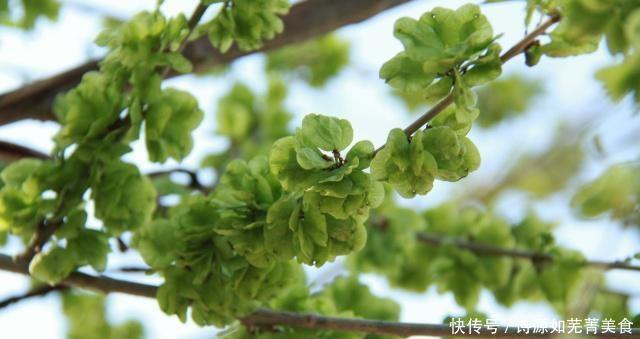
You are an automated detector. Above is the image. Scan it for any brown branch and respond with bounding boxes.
[0,285,67,309]
[116,237,129,253]
[1,252,639,336]
[147,168,209,194]
[240,308,640,337]
[17,219,62,264]
[375,13,562,154]
[498,12,561,64]
[160,2,209,79]
[0,0,413,126]
[0,140,49,162]
[415,232,640,272]
[0,253,157,298]
[109,266,152,273]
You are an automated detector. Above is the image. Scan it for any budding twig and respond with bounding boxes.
[414,232,640,272]
[374,13,562,155]
[0,285,67,309]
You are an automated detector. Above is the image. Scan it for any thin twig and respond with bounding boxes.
[0,253,157,298]
[116,237,129,253]
[160,2,209,78]
[499,13,560,64]
[0,285,67,309]
[1,253,639,336]
[371,217,640,272]
[147,168,209,194]
[415,232,640,272]
[17,219,62,264]
[240,308,640,338]
[0,140,49,162]
[6,253,633,337]
[109,266,152,273]
[374,13,562,154]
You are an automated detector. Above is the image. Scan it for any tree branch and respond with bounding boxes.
[0,253,157,298]
[160,2,210,79]
[0,140,49,162]
[415,232,640,272]
[0,0,413,127]
[116,236,129,253]
[109,266,152,274]
[0,285,67,309]
[240,308,640,337]
[6,253,635,337]
[17,219,62,264]
[375,13,562,154]
[147,168,209,194]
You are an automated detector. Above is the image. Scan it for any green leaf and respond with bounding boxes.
[571,164,639,220]
[421,126,481,182]
[371,129,438,198]
[53,72,124,149]
[294,140,333,170]
[596,53,640,103]
[539,249,586,308]
[216,83,255,140]
[164,52,193,73]
[133,219,177,269]
[380,52,436,93]
[145,88,204,163]
[205,0,290,52]
[29,246,77,284]
[463,43,502,86]
[320,276,400,322]
[0,159,49,233]
[453,69,477,111]
[395,5,493,70]
[475,75,543,128]
[423,77,453,102]
[299,114,353,152]
[270,136,329,191]
[156,269,195,322]
[1,0,59,29]
[366,180,385,208]
[265,196,296,260]
[525,43,543,67]
[346,140,375,170]
[56,209,87,239]
[542,33,599,57]
[92,161,156,234]
[542,0,640,57]
[1,158,42,186]
[381,4,495,90]
[266,34,350,87]
[430,104,478,135]
[67,229,110,272]
[63,292,145,339]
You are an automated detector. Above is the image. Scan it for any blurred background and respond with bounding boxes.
[0,0,639,338]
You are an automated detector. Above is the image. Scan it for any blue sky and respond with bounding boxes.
[0,0,639,338]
